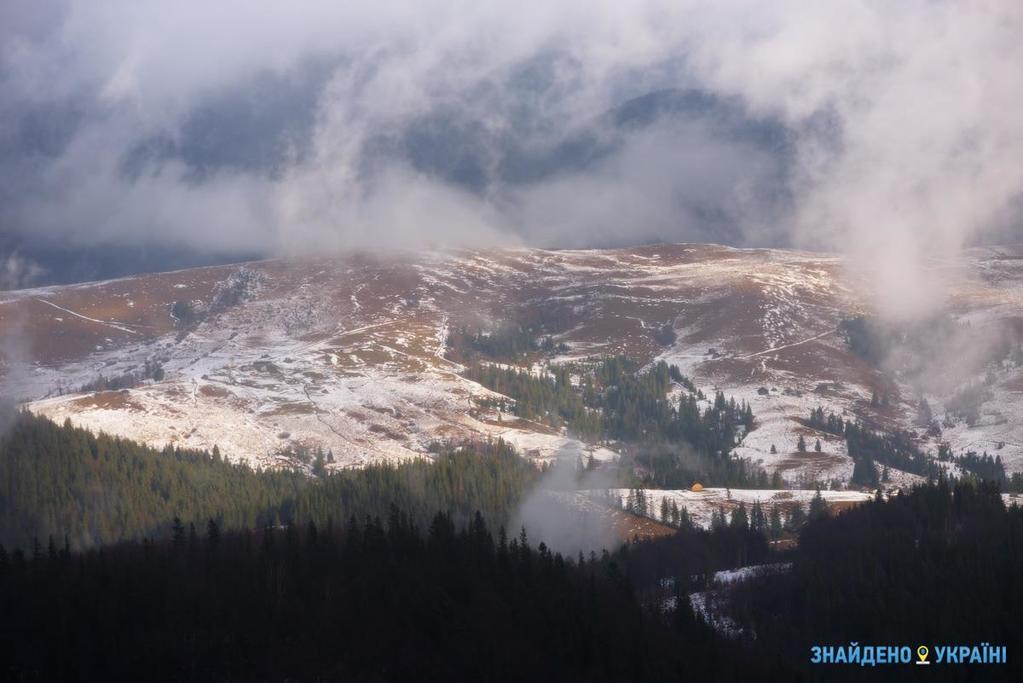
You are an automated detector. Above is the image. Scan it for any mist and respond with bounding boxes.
[1,1,1022,317]
[512,445,620,556]
[0,309,28,437]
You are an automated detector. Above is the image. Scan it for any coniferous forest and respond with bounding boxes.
[0,412,535,552]
[466,357,766,487]
[727,482,1023,681]
[2,412,1023,680]
[0,510,791,681]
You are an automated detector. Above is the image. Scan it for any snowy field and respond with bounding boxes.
[593,488,876,529]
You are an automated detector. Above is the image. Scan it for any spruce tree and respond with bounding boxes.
[206,519,221,549]
[769,504,782,539]
[750,501,766,535]
[786,504,807,531]
[808,489,828,521]
[730,503,750,531]
[711,507,727,532]
[172,517,186,549]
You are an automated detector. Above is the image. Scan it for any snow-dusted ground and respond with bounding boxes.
[495,429,618,464]
[597,487,875,529]
[5,243,1023,483]
[712,562,792,585]
[685,563,792,637]
[7,253,633,470]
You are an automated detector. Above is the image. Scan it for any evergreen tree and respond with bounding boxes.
[769,504,782,539]
[730,503,750,532]
[172,517,186,549]
[750,501,766,535]
[808,489,828,521]
[711,507,727,532]
[636,489,649,517]
[786,504,807,531]
[852,455,879,488]
[206,519,221,550]
[678,506,693,530]
[312,449,326,477]
[0,412,535,551]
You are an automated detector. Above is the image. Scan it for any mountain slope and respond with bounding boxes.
[3,243,1022,482]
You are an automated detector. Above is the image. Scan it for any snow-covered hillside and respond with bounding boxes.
[3,243,1023,481]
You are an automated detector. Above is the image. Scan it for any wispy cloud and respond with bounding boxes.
[1,1,1021,316]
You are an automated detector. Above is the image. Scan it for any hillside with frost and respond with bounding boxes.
[3,243,1023,484]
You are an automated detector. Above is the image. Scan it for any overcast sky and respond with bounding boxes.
[2,1,1022,306]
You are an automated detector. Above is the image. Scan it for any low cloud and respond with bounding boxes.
[0,253,45,291]
[512,445,620,556]
[1,1,1021,318]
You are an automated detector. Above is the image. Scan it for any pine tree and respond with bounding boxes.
[750,501,766,535]
[814,439,822,453]
[206,519,221,549]
[678,506,692,530]
[808,489,828,521]
[172,517,186,549]
[711,507,727,532]
[769,504,782,539]
[730,503,749,531]
[312,450,326,478]
[852,456,879,488]
[797,435,807,453]
[786,504,807,531]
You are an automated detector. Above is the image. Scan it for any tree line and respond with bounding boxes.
[728,480,1023,680]
[468,357,764,487]
[0,412,535,552]
[0,506,793,681]
[806,406,939,484]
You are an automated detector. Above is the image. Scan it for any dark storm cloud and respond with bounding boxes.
[0,0,1021,316]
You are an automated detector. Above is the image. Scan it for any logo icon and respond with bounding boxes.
[916,645,930,665]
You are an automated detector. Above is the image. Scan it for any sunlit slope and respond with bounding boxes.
[4,244,1022,480]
